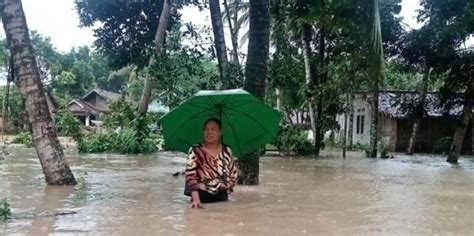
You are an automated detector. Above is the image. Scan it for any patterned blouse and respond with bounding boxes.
[184,144,239,196]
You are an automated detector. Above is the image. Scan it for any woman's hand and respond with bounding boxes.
[191,191,203,209]
[219,183,228,191]
[191,199,202,208]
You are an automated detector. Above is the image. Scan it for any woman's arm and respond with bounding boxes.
[225,147,239,191]
[185,148,202,207]
[185,148,199,192]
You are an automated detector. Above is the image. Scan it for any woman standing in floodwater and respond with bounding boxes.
[184,118,239,208]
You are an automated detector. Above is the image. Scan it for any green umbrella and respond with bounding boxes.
[160,89,282,158]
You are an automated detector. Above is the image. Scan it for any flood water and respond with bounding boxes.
[1,148,473,235]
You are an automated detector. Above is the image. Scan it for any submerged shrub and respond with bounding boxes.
[61,98,163,155]
[58,112,84,145]
[274,123,315,156]
[0,198,11,221]
[11,132,33,147]
[292,132,314,155]
[79,128,160,154]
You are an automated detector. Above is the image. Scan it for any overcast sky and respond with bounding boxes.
[0,0,470,52]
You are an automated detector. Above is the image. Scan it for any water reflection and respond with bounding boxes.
[1,148,473,235]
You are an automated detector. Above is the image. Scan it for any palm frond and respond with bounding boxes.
[239,30,249,48]
[369,0,384,77]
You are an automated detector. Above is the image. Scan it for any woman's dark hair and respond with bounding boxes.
[203,118,222,130]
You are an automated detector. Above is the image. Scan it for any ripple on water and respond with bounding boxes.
[1,147,473,235]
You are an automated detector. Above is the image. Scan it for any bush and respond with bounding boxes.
[11,132,33,147]
[58,112,84,144]
[324,130,342,148]
[0,198,11,221]
[79,128,160,154]
[60,98,163,154]
[102,99,136,130]
[433,136,452,154]
[292,132,314,155]
[274,123,314,156]
[379,141,390,159]
[358,141,390,158]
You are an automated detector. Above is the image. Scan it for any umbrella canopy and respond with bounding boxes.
[160,89,282,157]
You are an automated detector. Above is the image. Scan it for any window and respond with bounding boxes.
[356,115,365,134]
[356,115,360,134]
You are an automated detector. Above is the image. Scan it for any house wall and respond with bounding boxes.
[379,115,397,151]
[395,118,472,154]
[83,92,108,111]
[84,93,96,106]
[95,95,108,111]
[336,94,397,151]
[351,95,371,146]
[336,92,473,154]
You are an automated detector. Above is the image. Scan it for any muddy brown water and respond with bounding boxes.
[1,148,473,235]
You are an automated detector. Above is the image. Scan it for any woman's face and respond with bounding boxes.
[204,121,221,145]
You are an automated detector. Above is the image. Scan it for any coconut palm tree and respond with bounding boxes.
[1,0,76,185]
[210,0,229,82]
[241,0,270,185]
[222,0,249,51]
[368,0,384,158]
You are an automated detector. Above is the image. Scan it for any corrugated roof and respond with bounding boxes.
[82,88,121,102]
[68,98,101,115]
[378,91,465,119]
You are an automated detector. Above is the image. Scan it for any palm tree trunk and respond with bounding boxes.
[2,54,14,133]
[223,0,239,64]
[301,25,317,144]
[406,68,432,155]
[1,0,76,185]
[2,80,10,132]
[210,0,229,84]
[368,0,384,158]
[315,28,326,156]
[241,0,270,185]
[138,0,171,115]
[447,80,473,163]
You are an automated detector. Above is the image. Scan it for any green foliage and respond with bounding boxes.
[324,131,342,149]
[102,99,136,130]
[433,136,453,154]
[0,86,28,132]
[150,23,220,108]
[356,140,390,158]
[75,0,204,69]
[58,112,84,145]
[11,132,33,147]
[51,46,111,101]
[80,128,158,154]
[379,140,390,159]
[274,123,314,156]
[0,198,11,221]
[77,99,161,154]
[359,144,372,158]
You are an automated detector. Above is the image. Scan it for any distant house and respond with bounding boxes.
[66,88,122,126]
[148,99,170,113]
[336,91,473,154]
